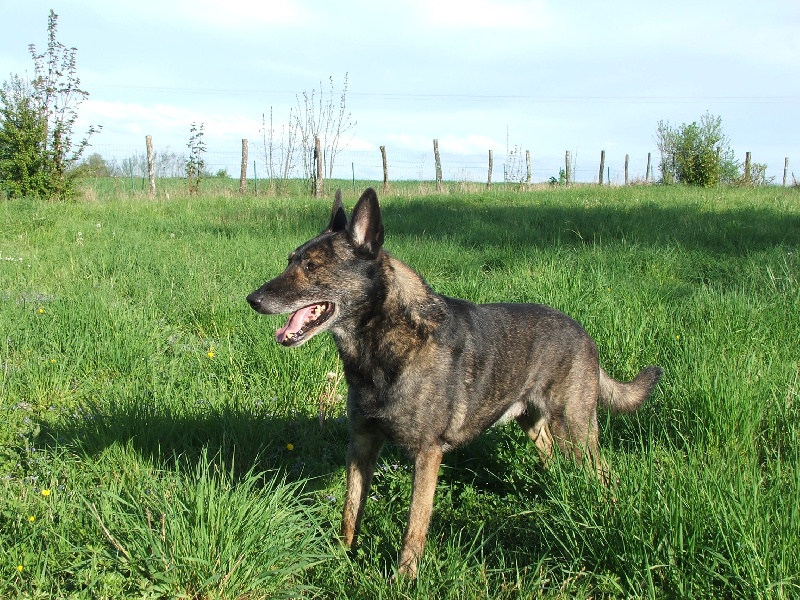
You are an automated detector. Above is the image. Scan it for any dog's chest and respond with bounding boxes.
[348,375,453,450]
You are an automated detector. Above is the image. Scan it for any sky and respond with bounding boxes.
[1,0,799,183]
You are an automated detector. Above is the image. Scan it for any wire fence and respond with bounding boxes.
[87,140,795,189]
[88,142,654,187]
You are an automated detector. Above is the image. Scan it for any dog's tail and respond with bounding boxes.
[598,366,663,413]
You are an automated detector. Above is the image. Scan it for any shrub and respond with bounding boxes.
[0,10,99,200]
[0,75,49,199]
[80,152,111,178]
[655,112,739,187]
[185,122,206,195]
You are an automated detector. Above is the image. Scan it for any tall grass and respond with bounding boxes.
[1,185,798,598]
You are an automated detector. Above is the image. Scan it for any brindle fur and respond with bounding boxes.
[247,188,663,578]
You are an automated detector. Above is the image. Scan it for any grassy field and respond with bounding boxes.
[1,184,798,598]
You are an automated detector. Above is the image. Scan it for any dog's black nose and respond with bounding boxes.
[246,291,261,310]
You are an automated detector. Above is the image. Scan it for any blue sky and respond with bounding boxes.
[1,0,799,182]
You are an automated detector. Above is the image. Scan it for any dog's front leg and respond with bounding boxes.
[398,445,443,579]
[341,430,384,550]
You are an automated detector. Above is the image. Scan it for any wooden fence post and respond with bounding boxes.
[598,150,606,185]
[380,145,388,193]
[145,135,155,199]
[646,152,652,183]
[433,139,442,192]
[565,151,572,185]
[525,150,531,187]
[314,136,323,198]
[487,150,493,190]
[624,154,629,185]
[784,157,789,187]
[239,139,248,194]
[253,160,258,195]
[744,151,751,185]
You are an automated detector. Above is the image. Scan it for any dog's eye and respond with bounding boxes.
[304,260,317,273]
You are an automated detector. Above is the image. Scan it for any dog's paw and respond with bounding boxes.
[393,553,419,581]
[390,564,418,585]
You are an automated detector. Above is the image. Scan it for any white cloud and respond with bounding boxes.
[343,136,375,152]
[386,133,503,155]
[70,0,310,33]
[413,0,551,31]
[439,133,505,154]
[80,99,264,147]
[171,0,311,31]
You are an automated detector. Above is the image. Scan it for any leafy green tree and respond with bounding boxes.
[0,10,99,199]
[80,152,111,177]
[0,75,48,198]
[186,122,207,195]
[655,112,739,187]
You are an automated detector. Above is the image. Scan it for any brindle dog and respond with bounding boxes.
[247,188,662,578]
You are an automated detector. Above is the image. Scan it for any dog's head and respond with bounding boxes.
[246,187,384,347]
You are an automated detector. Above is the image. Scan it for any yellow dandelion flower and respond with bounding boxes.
[676,335,681,341]
[17,565,23,572]
[28,515,35,522]
[207,350,215,359]
[38,308,44,314]
[41,489,51,497]
[286,443,294,451]
[50,358,56,364]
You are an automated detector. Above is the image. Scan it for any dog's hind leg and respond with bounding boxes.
[398,445,444,579]
[551,406,610,485]
[341,430,384,550]
[516,412,554,467]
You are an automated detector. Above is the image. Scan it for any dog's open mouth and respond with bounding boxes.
[275,302,336,346]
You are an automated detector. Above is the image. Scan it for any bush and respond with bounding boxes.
[80,152,111,178]
[0,75,49,199]
[0,10,99,200]
[655,112,739,187]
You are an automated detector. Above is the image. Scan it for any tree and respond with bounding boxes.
[259,107,300,193]
[29,10,101,198]
[0,75,48,198]
[0,10,100,199]
[80,152,110,177]
[655,112,738,187]
[186,122,207,195]
[294,74,356,190]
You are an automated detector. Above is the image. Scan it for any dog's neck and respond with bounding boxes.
[331,252,446,388]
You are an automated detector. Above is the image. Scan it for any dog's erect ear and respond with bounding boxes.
[325,189,348,232]
[348,187,384,256]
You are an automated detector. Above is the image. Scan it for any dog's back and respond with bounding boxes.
[336,258,659,459]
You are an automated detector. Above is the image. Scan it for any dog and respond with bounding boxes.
[246,187,663,578]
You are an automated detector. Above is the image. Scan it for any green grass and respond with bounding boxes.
[1,184,799,598]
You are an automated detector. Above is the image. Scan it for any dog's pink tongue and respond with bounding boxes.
[275,305,316,343]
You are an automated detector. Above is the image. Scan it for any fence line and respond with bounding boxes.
[85,139,795,190]
[85,142,668,186]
